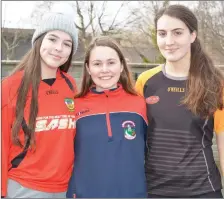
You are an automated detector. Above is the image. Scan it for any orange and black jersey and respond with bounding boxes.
[136,65,224,197]
[1,70,77,196]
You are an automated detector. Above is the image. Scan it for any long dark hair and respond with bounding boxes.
[10,33,74,149]
[155,5,223,118]
[76,36,137,98]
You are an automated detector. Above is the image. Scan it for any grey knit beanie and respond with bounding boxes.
[32,3,78,53]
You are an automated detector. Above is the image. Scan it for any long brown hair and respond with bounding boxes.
[76,36,137,98]
[155,5,224,118]
[10,33,74,149]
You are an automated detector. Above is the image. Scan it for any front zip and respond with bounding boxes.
[105,94,113,138]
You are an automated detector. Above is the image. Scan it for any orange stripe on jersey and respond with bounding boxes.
[214,90,224,134]
[135,65,162,97]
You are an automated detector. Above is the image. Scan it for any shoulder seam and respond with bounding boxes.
[135,65,162,97]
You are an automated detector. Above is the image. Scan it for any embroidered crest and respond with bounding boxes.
[122,121,136,140]
[64,98,74,111]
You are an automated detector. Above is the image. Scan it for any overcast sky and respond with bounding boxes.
[2,1,196,29]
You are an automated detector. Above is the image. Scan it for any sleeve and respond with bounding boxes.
[141,97,148,126]
[135,74,144,97]
[214,108,224,134]
[135,65,163,97]
[67,110,76,197]
[1,79,13,197]
[140,97,148,155]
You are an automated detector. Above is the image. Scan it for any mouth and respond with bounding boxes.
[50,54,62,59]
[165,48,178,52]
[99,76,112,80]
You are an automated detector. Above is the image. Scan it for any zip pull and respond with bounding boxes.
[104,89,110,97]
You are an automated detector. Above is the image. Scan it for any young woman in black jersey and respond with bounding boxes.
[136,4,223,198]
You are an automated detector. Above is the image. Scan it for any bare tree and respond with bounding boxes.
[194,1,224,58]
[1,27,28,60]
[2,2,31,60]
[72,1,95,50]
[27,1,136,60]
[126,1,170,63]
[97,1,136,35]
[71,1,134,50]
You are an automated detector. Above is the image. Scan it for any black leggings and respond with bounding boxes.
[148,190,223,198]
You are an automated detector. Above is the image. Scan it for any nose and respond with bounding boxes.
[102,63,109,72]
[166,33,175,45]
[55,42,63,52]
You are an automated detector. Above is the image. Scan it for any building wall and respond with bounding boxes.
[1,28,159,63]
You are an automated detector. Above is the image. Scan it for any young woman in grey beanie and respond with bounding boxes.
[1,3,78,198]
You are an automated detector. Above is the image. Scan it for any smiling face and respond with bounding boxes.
[156,15,196,63]
[86,46,123,92]
[40,30,72,71]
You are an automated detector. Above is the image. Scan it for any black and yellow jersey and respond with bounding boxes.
[135,64,223,197]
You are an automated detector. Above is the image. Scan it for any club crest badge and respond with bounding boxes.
[64,98,74,111]
[122,121,136,140]
[146,96,160,104]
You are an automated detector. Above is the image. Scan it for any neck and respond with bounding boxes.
[41,63,57,80]
[165,52,191,77]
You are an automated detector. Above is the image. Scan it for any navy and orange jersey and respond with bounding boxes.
[1,69,77,196]
[66,85,148,198]
[135,65,224,197]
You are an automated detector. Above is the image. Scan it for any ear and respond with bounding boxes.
[190,31,197,43]
[86,63,91,75]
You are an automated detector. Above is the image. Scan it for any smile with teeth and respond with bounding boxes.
[100,76,112,80]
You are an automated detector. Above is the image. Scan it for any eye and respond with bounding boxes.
[93,62,101,66]
[157,31,166,37]
[174,31,182,36]
[109,61,115,65]
[64,43,72,48]
[49,38,56,42]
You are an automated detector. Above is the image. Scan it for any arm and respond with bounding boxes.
[216,133,224,176]
[1,79,13,197]
[214,108,224,176]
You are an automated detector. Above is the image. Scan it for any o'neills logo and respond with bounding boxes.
[146,96,160,104]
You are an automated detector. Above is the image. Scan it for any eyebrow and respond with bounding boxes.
[48,34,72,43]
[92,58,117,62]
[157,28,184,31]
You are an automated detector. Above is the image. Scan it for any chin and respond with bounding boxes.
[98,83,117,90]
[165,55,183,62]
[166,58,180,62]
[45,61,61,68]
[102,85,114,89]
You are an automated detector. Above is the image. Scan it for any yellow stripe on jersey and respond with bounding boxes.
[135,65,162,96]
[214,108,224,134]
[214,92,224,134]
